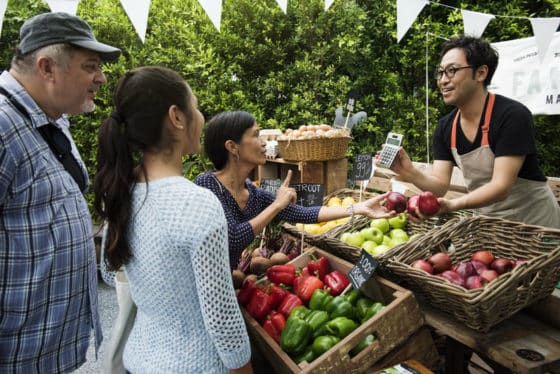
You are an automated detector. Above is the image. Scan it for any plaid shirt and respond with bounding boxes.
[0,71,101,373]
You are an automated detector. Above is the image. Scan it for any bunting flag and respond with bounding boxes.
[46,0,80,15]
[529,17,560,63]
[461,9,494,38]
[275,0,287,14]
[0,0,7,37]
[198,0,222,31]
[120,0,151,43]
[397,0,428,43]
[325,0,335,11]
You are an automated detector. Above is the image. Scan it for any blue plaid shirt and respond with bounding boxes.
[0,71,101,373]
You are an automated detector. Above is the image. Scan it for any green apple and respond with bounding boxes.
[390,228,409,243]
[361,240,378,255]
[346,231,365,248]
[382,235,394,248]
[388,213,408,229]
[340,232,351,244]
[360,227,384,245]
[372,244,392,256]
[370,218,390,234]
[408,233,422,241]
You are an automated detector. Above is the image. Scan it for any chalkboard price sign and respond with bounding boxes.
[353,153,373,181]
[260,178,282,195]
[347,250,379,290]
[293,183,324,207]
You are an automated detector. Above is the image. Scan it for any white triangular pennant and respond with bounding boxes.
[120,0,151,43]
[46,0,80,15]
[0,0,8,37]
[198,0,222,31]
[397,0,428,43]
[530,17,560,63]
[461,9,494,38]
[275,0,287,14]
[325,0,335,11]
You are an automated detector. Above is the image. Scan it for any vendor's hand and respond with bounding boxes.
[354,192,396,219]
[273,170,297,209]
[375,147,414,181]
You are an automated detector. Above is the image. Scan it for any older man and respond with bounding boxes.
[0,12,120,372]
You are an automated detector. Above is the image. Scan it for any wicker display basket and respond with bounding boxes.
[278,136,351,161]
[282,188,380,248]
[385,215,560,332]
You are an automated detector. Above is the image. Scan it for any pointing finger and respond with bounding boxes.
[282,170,292,187]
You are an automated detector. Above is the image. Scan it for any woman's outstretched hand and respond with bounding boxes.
[354,192,396,219]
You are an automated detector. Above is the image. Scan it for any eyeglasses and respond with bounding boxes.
[434,66,473,80]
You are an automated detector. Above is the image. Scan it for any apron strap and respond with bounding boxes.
[451,93,496,148]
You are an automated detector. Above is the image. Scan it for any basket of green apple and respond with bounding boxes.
[384,215,560,332]
[320,191,469,269]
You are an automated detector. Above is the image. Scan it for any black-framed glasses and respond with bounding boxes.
[434,66,473,80]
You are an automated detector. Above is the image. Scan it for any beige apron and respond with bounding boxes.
[450,93,560,228]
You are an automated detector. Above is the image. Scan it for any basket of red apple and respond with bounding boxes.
[318,191,470,267]
[385,214,560,332]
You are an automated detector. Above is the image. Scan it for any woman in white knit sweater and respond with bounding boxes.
[93,66,253,373]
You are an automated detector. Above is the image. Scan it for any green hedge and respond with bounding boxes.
[0,0,558,222]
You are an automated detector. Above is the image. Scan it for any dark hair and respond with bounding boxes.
[93,66,193,271]
[440,35,499,87]
[203,110,256,170]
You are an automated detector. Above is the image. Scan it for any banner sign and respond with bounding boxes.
[490,32,560,115]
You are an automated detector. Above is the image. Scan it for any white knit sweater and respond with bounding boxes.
[122,177,251,373]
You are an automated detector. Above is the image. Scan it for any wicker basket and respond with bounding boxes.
[278,136,351,161]
[385,215,560,332]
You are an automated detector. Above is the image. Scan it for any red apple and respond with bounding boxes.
[428,252,452,274]
[411,259,433,274]
[465,275,486,290]
[455,261,476,279]
[407,195,420,218]
[512,259,527,269]
[491,258,513,275]
[471,250,495,266]
[470,260,488,275]
[418,191,440,216]
[385,192,408,213]
[440,270,466,288]
[480,269,498,283]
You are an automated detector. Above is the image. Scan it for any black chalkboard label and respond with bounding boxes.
[347,250,379,290]
[354,153,373,181]
[516,349,544,361]
[260,178,282,195]
[293,183,324,207]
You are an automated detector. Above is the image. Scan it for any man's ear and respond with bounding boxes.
[36,56,55,80]
[476,65,489,83]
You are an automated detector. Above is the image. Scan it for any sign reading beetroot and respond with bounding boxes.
[293,183,324,207]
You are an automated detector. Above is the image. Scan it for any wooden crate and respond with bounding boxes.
[242,247,424,374]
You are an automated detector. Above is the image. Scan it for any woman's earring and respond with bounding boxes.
[234,153,239,162]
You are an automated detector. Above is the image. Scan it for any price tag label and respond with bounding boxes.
[260,178,282,195]
[347,250,379,290]
[353,153,373,181]
[293,183,324,207]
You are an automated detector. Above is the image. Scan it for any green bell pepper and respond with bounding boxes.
[289,305,311,320]
[324,316,357,338]
[308,288,333,311]
[349,334,376,357]
[326,295,355,319]
[304,310,330,338]
[280,315,312,355]
[342,289,362,305]
[361,302,384,323]
[311,335,340,357]
[293,346,315,365]
[355,297,374,321]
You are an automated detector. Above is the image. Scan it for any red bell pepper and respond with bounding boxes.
[266,264,296,286]
[295,275,324,304]
[293,267,310,291]
[262,311,286,343]
[246,288,273,321]
[237,279,258,306]
[307,254,330,281]
[278,292,304,318]
[267,283,288,309]
[324,270,351,296]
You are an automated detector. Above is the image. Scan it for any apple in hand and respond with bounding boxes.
[388,213,408,229]
[418,191,440,216]
[412,259,433,274]
[370,218,390,234]
[407,195,420,218]
[360,227,384,245]
[385,192,407,213]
